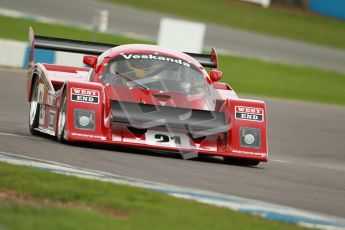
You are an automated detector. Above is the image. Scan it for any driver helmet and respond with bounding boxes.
[123,58,155,78]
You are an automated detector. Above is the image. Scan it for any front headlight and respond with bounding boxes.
[240,127,261,148]
[74,109,95,130]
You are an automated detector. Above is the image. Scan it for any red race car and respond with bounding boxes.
[27,28,268,166]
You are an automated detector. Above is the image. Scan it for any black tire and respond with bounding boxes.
[223,157,260,167]
[57,91,67,143]
[29,79,40,135]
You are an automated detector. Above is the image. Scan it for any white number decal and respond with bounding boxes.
[145,131,190,148]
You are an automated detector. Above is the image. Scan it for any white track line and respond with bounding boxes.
[0,132,43,140]
[271,159,291,163]
[0,66,25,73]
[4,132,345,174]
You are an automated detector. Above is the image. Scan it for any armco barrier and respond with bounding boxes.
[1,39,84,68]
[0,39,28,68]
[310,0,345,21]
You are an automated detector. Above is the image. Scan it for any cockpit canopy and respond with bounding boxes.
[101,53,212,95]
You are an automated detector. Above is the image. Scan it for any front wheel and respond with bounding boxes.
[223,157,260,167]
[29,79,40,135]
[57,92,67,143]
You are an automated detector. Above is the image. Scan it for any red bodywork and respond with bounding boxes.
[27,43,268,163]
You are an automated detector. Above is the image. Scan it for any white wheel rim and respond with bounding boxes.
[29,100,38,125]
[58,109,66,136]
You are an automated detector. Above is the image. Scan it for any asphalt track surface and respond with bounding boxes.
[1,68,345,219]
[1,0,345,73]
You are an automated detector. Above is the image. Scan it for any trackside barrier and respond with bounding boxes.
[0,39,27,68]
[310,0,345,21]
[241,0,270,8]
[0,39,85,68]
[158,18,205,53]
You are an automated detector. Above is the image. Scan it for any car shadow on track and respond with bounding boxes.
[33,132,263,169]
[72,141,263,169]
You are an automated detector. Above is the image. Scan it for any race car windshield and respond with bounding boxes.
[102,54,212,95]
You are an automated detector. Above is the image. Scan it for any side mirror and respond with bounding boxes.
[210,69,222,82]
[83,55,97,68]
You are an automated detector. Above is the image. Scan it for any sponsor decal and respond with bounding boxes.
[71,133,106,140]
[145,130,191,148]
[39,105,45,126]
[48,110,56,130]
[232,149,265,157]
[47,92,56,106]
[71,88,99,104]
[38,83,45,104]
[235,106,264,122]
[121,54,191,67]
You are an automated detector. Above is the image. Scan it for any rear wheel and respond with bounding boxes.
[223,157,260,166]
[29,79,40,135]
[57,92,67,143]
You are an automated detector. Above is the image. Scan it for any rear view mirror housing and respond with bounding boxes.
[83,55,97,68]
[210,69,222,82]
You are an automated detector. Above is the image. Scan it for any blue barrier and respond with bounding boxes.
[23,47,56,68]
[310,0,345,21]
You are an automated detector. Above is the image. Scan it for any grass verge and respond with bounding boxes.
[0,15,150,44]
[1,14,344,105]
[0,161,308,230]
[106,0,345,50]
[220,55,345,105]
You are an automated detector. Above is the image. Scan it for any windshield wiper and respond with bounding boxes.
[114,71,149,90]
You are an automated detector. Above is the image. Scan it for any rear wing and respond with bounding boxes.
[28,27,218,69]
